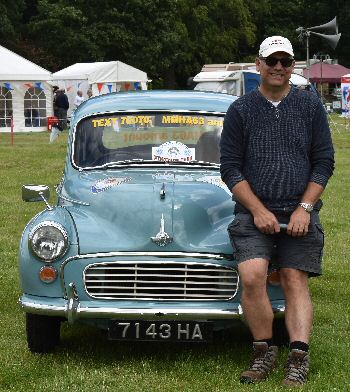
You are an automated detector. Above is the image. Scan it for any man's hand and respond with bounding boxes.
[231,181,281,235]
[253,209,280,235]
[287,207,311,237]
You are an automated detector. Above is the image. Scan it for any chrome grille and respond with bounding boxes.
[84,261,239,300]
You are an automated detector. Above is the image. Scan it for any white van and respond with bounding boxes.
[193,69,315,96]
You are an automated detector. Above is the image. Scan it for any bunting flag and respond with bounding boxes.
[66,86,73,92]
[24,83,34,88]
[4,82,14,90]
[77,82,82,88]
[97,83,104,93]
[35,82,43,90]
[134,82,141,90]
[124,83,131,91]
[107,84,113,93]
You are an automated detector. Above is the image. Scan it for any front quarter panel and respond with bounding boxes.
[19,206,78,297]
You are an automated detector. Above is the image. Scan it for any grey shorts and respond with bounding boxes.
[227,211,325,277]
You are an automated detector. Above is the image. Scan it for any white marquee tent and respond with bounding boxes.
[52,61,149,117]
[0,45,53,132]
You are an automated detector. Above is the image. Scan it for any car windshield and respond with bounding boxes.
[73,112,224,168]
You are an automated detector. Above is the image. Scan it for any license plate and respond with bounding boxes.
[108,320,212,342]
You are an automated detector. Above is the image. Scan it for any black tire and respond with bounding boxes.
[273,318,289,347]
[26,313,61,353]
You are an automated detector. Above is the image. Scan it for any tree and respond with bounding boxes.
[175,0,257,84]
[27,0,259,87]
[0,0,25,46]
[1,0,348,88]
[248,0,350,67]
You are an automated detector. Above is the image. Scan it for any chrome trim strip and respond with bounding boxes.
[74,162,220,171]
[57,193,90,206]
[65,251,231,260]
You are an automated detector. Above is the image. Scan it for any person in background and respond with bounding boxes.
[87,89,93,98]
[52,85,59,117]
[73,90,84,110]
[50,88,69,143]
[55,88,69,130]
[220,36,334,387]
[346,95,350,128]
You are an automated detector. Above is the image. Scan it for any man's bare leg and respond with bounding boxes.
[239,258,278,384]
[279,268,313,343]
[280,268,312,387]
[238,258,273,339]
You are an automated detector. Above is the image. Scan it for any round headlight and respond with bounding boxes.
[29,221,69,261]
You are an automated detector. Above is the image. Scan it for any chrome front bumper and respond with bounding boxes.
[19,283,285,324]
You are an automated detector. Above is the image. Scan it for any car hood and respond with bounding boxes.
[60,169,234,254]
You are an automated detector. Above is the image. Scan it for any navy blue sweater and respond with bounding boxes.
[220,88,335,211]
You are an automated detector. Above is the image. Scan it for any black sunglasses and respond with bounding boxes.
[260,56,294,68]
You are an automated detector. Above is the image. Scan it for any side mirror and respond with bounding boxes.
[22,185,52,210]
[22,185,50,202]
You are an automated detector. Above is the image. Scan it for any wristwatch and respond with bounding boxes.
[299,202,314,213]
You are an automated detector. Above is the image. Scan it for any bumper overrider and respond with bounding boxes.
[19,282,286,324]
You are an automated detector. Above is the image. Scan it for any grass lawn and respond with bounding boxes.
[0,117,349,391]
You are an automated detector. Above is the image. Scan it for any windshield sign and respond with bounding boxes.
[73,112,224,168]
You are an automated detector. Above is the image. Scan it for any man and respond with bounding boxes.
[220,36,334,387]
[55,88,69,130]
[52,85,59,117]
[73,90,84,110]
[50,89,69,144]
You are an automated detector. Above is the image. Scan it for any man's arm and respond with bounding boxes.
[232,180,280,234]
[221,103,280,234]
[309,102,335,187]
[220,105,246,191]
[287,182,325,237]
[286,99,335,237]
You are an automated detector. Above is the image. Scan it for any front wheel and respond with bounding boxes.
[26,313,61,353]
[273,318,289,347]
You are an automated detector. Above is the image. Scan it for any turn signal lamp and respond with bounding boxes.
[39,266,58,283]
[267,270,281,286]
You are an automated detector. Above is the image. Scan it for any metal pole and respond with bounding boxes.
[306,32,310,85]
[320,58,323,101]
[11,114,14,145]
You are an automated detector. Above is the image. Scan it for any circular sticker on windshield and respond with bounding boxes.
[152,141,195,162]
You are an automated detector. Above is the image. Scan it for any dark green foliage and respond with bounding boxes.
[0,0,349,88]
[0,0,25,41]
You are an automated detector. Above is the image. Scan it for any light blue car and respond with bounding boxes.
[19,90,286,352]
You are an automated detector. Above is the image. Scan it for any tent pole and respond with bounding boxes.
[11,115,14,145]
[306,32,310,85]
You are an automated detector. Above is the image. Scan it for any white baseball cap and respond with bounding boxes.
[259,36,294,58]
